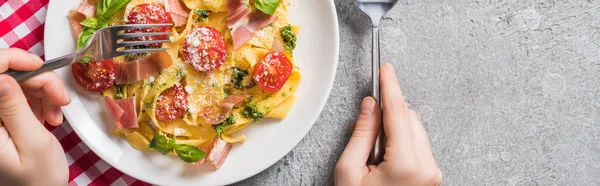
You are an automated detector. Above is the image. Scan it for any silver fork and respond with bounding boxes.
[5,24,172,82]
[355,0,399,165]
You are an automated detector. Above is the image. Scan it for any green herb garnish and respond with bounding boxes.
[148,134,206,163]
[115,84,125,99]
[241,103,264,122]
[76,0,130,50]
[231,67,249,89]
[80,57,92,64]
[148,134,173,155]
[213,115,236,136]
[254,0,280,15]
[280,25,297,53]
[175,68,185,78]
[145,102,153,109]
[224,88,232,97]
[193,8,210,22]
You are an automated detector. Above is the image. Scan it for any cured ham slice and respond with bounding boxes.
[104,97,139,129]
[68,11,86,39]
[74,0,97,18]
[207,139,232,169]
[164,0,189,26]
[227,0,278,49]
[200,95,250,124]
[67,0,97,38]
[115,51,173,85]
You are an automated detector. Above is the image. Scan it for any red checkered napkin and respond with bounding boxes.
[0,0,149,185]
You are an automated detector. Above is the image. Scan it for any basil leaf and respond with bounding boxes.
[148,134,173,155]
[213,115,236,136]
[97,0,130,20]
[80,17,99,28]
[173,144,206,163]
[80,57,91,64]
[254,0,280,15]
[76,27,96,49]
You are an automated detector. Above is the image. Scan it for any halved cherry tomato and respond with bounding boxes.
[156,82,188,121]
[253,52,293,93]
[72,59,116,92]
[182,26,228,72]
[126,4,172,47]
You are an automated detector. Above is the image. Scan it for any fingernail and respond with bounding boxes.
[384,63,394,71]
[56,111,64,124]
[360,97,376,116]
[63,89,71,104]
[30,53,43,64]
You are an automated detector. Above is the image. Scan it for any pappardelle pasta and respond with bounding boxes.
[68,0,299,168]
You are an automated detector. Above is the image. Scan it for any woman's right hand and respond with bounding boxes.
[0,48,70,185]
[335,63,442,186]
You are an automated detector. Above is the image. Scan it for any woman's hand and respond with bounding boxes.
[335,63,442,186]
[0,48,70,185]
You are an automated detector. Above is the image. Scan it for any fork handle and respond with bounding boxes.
[4,53,78,82]
[369,26,385,165]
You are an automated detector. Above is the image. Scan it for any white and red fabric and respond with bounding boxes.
[0,0,149,185]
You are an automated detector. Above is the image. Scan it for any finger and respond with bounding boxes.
[336,97,381,176]
[409,110,434,160]
[409,110,440,172]
[42,98,64,126]
[0,48,43,73]
[379,63,416,161]
[0,75,49,151]
[20,71,71,106]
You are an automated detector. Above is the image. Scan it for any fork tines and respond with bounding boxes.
[109,24,173,54]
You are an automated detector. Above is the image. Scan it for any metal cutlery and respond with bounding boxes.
[4,24,172,82]
[355,0,399,165]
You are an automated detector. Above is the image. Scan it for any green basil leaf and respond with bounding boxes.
[80,17,99,28]
[148,134,174,155]
[173,144,206,163]
[80,57,91,64]
[254,0,280,15]
[97,0,130,20]
[76,27,97,49]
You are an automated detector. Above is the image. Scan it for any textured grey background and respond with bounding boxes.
[234,0,600,185]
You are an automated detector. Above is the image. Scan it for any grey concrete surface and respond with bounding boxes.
[234,0,600,185]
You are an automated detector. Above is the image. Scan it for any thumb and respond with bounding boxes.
[0,75,48,151]
[337,97,381,172]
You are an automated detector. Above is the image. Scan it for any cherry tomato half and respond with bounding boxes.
[72,59,117,92]
[126,4,172,47]
[156,82,188,121]
[182,26,228,72]
[253,52,293,93]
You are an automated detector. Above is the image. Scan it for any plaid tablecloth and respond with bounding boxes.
[0,0,149,185]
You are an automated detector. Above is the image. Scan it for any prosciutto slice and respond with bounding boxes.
[207,138,232,169]
[200,95,250,124]
[67,0,97,38]
[227,0,278,49]
[68,11,87,39]
[104,97,139,129]
[74,0,97,18]
[115,51,173,85]
[164,0,189,26]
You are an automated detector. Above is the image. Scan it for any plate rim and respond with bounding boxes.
[44,0,340,184]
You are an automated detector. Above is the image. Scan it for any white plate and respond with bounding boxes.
[45,0,339,185]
